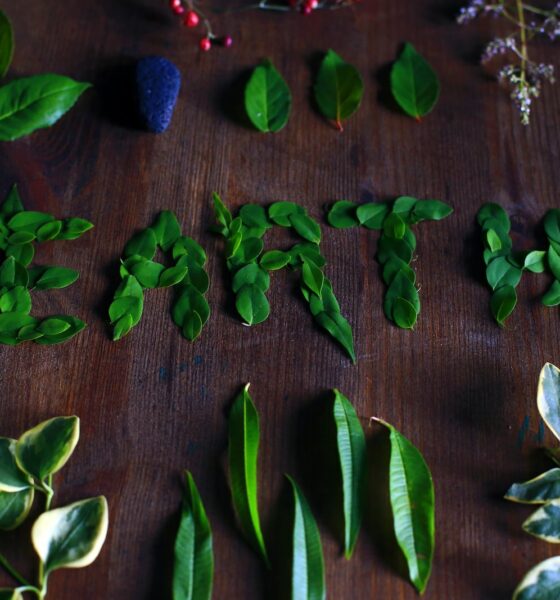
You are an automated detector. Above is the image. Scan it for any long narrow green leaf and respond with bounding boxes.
[173,471,214,600]
[332,390,366,558]
[513,556,560,600]
[0,9,14,78]
[228,384,268,565]
[287,475,325,600]
[376,418,435,594]
[537,363,560,441]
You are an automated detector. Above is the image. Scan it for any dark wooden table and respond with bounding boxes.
[1,0,559,598]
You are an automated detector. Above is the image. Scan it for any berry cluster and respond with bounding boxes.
[168,0,359,51]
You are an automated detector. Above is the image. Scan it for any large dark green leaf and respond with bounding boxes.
[287,475,326,600]
[314,49,363,130]
[513,556,560,600]
[537,363,560,441]
[0,10,13,78]
[332,390,366,559]
[245,60,291,133]
[228,384,268,564]
[15,416,79,481]
[490,284,517,327]
[0,438,31,492]
[173,471,213,600]
[506,469,560,504]
[390,43,440,119]
[376,418,435,594]
[523,500,560,542]
[0,74,91,141]
[0,487,34,530]
[31,496,108,573]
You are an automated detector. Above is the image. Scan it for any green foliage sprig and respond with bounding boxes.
[328,196,453,329]
[0,185,93,346]
[0,416,108,599]
[109,211,210,342]
[506,363,560,598]
[0,10,90,141]
[213,194,355,361]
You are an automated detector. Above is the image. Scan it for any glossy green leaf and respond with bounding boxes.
[228,384,268,564]
[378,418,435,594]
[15,416,79,481]
[123,257,164,289]
[384,212,406,239]
[486,257,522,291]
[109,275,144,340]
[302,260,324,297]
[159,264,188,288]
[543,281,560,307]
[538,363,560,441]
[0,75,91,141]
[506,469,560,504]
[33,315,85,345]
[232,264,270,293]
[391,43,440,119]
[0,10,13,78]
[0,438,32,492]
[490,284,517,327]
[513,556,560,600]
[0,287,31,315]
[173,471,213,600]
[411,200,453,222]
[523,250,547,273]
[315,309,355,363]
[57,217,93,240]
[290,213,321,244]
[314,49,363,130]
[239,205,270,230]
[392,296,418,329]
[486,229,502,253]
[0,487,34,530]
[268,201,304,227]
[32,496,108,574]
[523,500,560,542]
[333,390,366,559]
[124,228,157,260]
[172,286,210,341]
[173,236,207,266]
[30,266,79,290]
[260,250,290,271]
[153,210,181,252]
[356,203,389,230]
[245,60,291,133]
[36,220,62,242]
[287,475,326,600]
[213,192,232,233]
[0,185,23,218]
[7,211,53,233]
[0,312,35,335]
[544,210,560,244]
[236,284,270,326]
[478,203,511,231]
[328,201,358,228]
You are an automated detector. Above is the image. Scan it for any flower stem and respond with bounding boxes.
[0,553,33,587]
[516,0,528,79]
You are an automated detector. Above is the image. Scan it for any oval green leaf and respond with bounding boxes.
[0,75,91,141]
[490,284,517,327]
[390,43,440,119]
[332,390,366,559]
[287,475,326,600]
[32,496,108,573]
[173,471,213,600]
[236,284,270,326]
[0,10,13,78]
[314,49,363,130]
[0,487,34,530]
[245,60,291,133]
[228,384,268,564]
[15,416,80,481]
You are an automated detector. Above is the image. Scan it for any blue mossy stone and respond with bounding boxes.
[136,56,181,133]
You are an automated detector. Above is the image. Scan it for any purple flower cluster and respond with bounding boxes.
[457,0,503,25]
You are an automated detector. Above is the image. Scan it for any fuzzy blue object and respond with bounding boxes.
[136,57,181,133]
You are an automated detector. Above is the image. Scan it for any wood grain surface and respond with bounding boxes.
[0,1,559,598]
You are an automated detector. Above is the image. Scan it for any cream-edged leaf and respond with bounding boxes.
[506,469,560,504]
[0,590,23,600]
[32,496,108,573]
[0,438,32,492]
[538,363,560,441]
[523,500,560,543]
[15,416,79,481]
[513,556,560,600]
[0,487,34,530]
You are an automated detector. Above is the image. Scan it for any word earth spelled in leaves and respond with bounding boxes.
[0,416,108,599]
[171,386,435,599]
[0,9,90,141]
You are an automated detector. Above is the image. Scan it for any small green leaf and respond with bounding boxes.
[391,43,440,119]
[506,469,560,504]
[232,264,270,293]
[213,193,232,232]
[478,203,511,231]
[260,250,290,271]
[228,384,268,564]
[377,418,435,594]
[236,284,270,326]
[485,256,522,290]
[159,264,188,288]
[314,49,363,130]
[543,281,560,307]
[356,203,389,230]
[314,310,355,363]
[7,230,35,245]
[302,260,325,297]
[124,228,157,260]
[513,556,560,600]
[411,200,453,222]
[245,60,292,133]
[173,237,207,266]
[15,416,79,481]
[239,205,271,229]
[0,286,31,314]
[0,10,14,78]
[125,257,165,289]
[383,212,406,239]
[31,266,79,290]
[38,318,71,336]
[0,487,34,530]
[327,201,358,228]
[173,471,213,600]
[7,211,53,233]
[36,220,63,242]
[523,500,560,542]
[5,243,34,267]
[0,312,35,335]
[548,246,560,280]
[32,496,108,574]
[0,185,23,218]
[268,201,304,227]
[486,229,502,253]
[153,211,181,252]
[57,217,93,240]
[172,286,210,341]
[0,75,91,141]
[392,296,418,329]
[33,316,85,345]
[537,363,560,442]
[0,438,32,492]
[490,284,517,327]
[523,250,546,273]
[332,390,366,559]
[287,475,326,600]
[290,213,321,244]
[545,209,560,245]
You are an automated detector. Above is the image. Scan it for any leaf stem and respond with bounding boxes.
[0,553,34,587]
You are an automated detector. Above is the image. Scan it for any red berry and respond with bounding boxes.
[309,0,318,7]
[301,4,312,14]
[169,0,181,7]
[172,4,185,15]
[184,10,200,27]
[199,37,212,52]
[221,35,233,48]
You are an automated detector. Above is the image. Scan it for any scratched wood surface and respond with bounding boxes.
[0,0,559,598]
